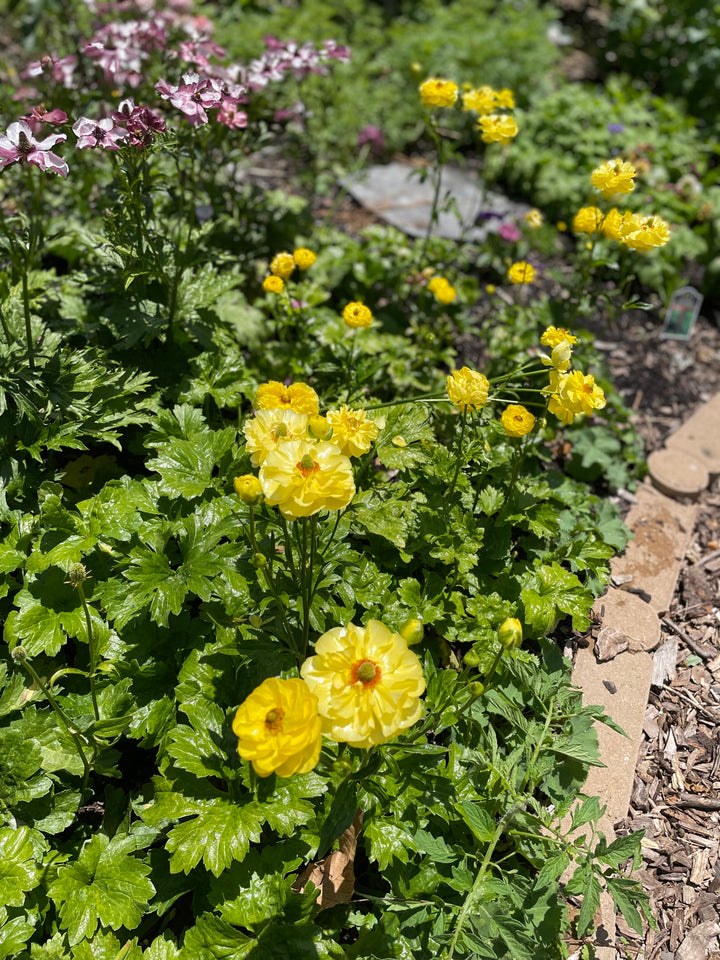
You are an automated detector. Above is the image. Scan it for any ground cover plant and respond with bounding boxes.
[0,0,680,956]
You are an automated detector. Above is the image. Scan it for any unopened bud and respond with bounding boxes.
[399,617,424,646]
[233,475,263,504]
[252,552,267,568]
[332,760,353,777]
[498,618,523,649]
[308,415,333,441]
[11,645,27,663]
[468,681,485,697]
[463,648,481,667]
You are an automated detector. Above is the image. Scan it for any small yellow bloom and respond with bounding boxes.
[427,276,457,304]
[326,405,379,458]
[501,404,536,437]
[300,620,426,748]
[446,366,490,413]
[507,261,535,284]
[540,341,573,371]
[559,370,607,417]
[233,474,263,504]
[620,214,671,251]
[572,206,604,234]
[419,77,459,108]
[601,207,624,240]
[262,275,284,294]
[485,283,496,294]
[462,85,496,115]
[524,208,543,229]
[478,113,518,145]
[541,326,578,349]
[391,435,407,447]
[342,301,373,328]
[232,677,321,778]
[556,221,567,232]
[244,409,311,466]
[495,88,515,109]
[270,252,296,280]
[255,380,320,416]
[591,158,637,199]
[259,439,355,519]
[293,247,316,270]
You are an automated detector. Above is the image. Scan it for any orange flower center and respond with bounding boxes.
[350,659,382,688]
[347,417,359,430]
[265,707,285,733]
[297,454,319,477]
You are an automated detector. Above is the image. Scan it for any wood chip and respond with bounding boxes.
[690,848,711,885]
[653,637,679,688]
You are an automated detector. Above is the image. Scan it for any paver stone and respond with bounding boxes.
[665,392,720,476]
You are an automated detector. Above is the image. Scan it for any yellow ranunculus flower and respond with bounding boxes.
[507,261,535,284]
[478,113,518,144]
[325,405,379,458]
[307,414,333,441]
[572,206,604,234]
[540,339,573,372]
[601,207,624,240]
[501,404,536,437]
[342,301,373,328]
[300,620,426,748]
[232,677,322,778]
[620,214,671,251]
[447,366,489,413]
[462,85,496,115]
[591,159,637,199]
[559,370,607,416]
[270,252,296,280]
[293,247,316,270]
[255,380,320,416]
[259,439,355,519]
[262,275,284,294]
[524,208,543,229]
[540,325,578,348]
[419,77,459,108]
[243,409,311,467]
[495,88,515,109]
[427,276,457,304]
[233,474,263,504]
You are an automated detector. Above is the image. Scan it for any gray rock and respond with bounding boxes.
[340,161,529,242]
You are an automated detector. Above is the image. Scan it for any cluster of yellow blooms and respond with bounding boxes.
[235,380,380,519]
[539,326,606,425]
[446,367,536,437]
[262,247,317,293]
[427,275,457,305]
[419,76,518,145]
[233,619,426,776]
[572,161,670,252]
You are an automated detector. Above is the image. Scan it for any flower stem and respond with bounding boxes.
[76,581,100,723]
[447,409,468,499]
[21,271,34,370]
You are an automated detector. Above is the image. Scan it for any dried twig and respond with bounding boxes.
[661,617,715,660]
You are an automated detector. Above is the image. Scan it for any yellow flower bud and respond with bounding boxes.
[468,681,485,697]
[399,618,424,646]
[308,414,333,441]
[233,474,263,504]
[498,618,523,649]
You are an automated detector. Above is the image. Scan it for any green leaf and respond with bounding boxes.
[374,404,434,470]
[106,550,187,629]
[575,874,602,939]
[413,829,456,864]
[605,876,646,935]
[351,490,411,549]
[316,779,357,858]
[0,913,36,960]
[0,728,49,804]
[0,827,40,906]
[569,795,603,833]
[48,834,155,945]
[364,819,413,870]
[520,561,592,633]
[535,851,570,888]
[146,412,236,500]
[597,830,643,870]
[459,801,496,842]
[181,913,254,960]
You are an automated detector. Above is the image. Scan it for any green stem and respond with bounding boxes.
[76,582,100,723]
[246,505,297,657]
[444,807,518,960]
[21,271,34,369]
[21,658,91,791]
[279,515,297,578]
[447,409,468,499]
[419,118,444,265]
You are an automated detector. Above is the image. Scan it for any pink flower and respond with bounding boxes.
[217,99,247,129]
[22,106,68,135]
[155,72,223,125]
[112,98,166,147]
[0,119,68,176]
[357,124,384,155]
[22,54,77,89]
[499,221,522,242]
[72,116,128,150]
